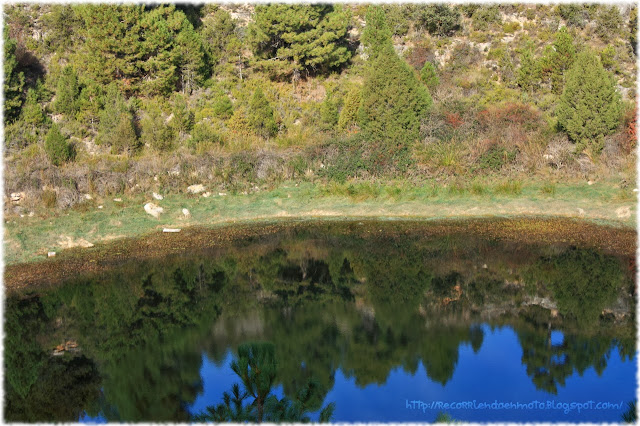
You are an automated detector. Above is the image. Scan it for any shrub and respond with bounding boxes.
[420,62,439,89]
[502,21,521,33]
[141,106,174,151]
[477,103,541,131]
[189,121,222,147]
[42,189,57,208]
[338,85,361,131]
[556,4,589,28]
[248,88,278,138]
[414,5,461,36]
[212,94,233,119]
[557,51,622,153]
[471,6,501,30]
[595,6,622,43]
[477,145,517,172]
[44,124,73,166]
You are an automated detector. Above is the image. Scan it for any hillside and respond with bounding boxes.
[3,3,638,261]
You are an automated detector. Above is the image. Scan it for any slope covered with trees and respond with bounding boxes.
[3,3,637,214]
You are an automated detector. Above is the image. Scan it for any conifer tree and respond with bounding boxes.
[249,5,351,79]
[53,66,80,115]
[44,124,73,166]
[517,42,538,92]
[4,29,25,124]
[337,86,361,131]
[361,6,392,60]
[248,88,277,138]
[557,50,622,153]
[358,43,432,146]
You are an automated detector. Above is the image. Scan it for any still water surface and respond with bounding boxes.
[4,220,636,422]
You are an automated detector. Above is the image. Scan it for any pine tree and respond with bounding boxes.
[97,83,137,152]
[249,5,351,79]
[53,66,80,115]
[540,27,576,94]
[44,124,73,166]
[4,29,25,124]
[248,88,277,138]
[517,42,538,92]
[358,43,432,146]
[557,50,622,153]
[361,6,392,60]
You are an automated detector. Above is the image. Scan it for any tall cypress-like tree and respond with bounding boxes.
[358,43,432,146]
[557,50,622,153]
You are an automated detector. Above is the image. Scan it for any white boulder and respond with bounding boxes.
[144,202,164,218]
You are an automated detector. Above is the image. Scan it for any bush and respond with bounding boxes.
[42,189,57,208]
[141,106,174,151]
[44,124,73,166]
[556,4,589,28]
[557,51,622,153]
[595,6,622,42]
[414,5,461,36]
[420,62,439,89]
[248,88,278,138]
[471,6,501,30]
[502,21,521,33]
[477,145,517,172]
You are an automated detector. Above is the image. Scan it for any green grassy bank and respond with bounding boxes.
[4,179,636,266]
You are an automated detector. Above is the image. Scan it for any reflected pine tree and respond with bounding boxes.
[194,342,335,423]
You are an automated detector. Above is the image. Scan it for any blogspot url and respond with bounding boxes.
[405,400,624,415]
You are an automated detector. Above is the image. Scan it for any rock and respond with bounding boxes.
[182,208,191,217]
[587,180,594,185]
[153,192,163,200]
[58,236,94,249]
[84,193,93,200]
[98,205,103,209]
[202,192,211,198]
[10,192,24,202]
[615,206,632,219]
[187,184,206,194]
[576,208,585,216]
[163,228,181,233]
[144,202,164,218]
[482,264,488,269]
[153,175,159,182]
[48,251,56,257]
[28,211,34,217]
[218,192,227,196]
[113,198,122,202]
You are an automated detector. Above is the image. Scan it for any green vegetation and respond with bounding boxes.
[44,124,72,166]
[557,51,622,153]
[2,4,637,245]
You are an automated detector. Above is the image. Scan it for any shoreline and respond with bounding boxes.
[4,214,636,294]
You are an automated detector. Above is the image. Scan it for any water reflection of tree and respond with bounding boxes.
[194,342,335,423]
[4,230,635,421]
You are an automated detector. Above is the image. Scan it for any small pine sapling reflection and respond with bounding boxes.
[193,342,335,423]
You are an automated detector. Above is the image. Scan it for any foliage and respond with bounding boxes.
[248,88,277,138]
[53,66,80,115]
[420,62,439,89]
[630,7,637,55]
[471,6,501,30]
[361,6,392,60]
[249,5,351,79]
[358,44,432,146]
[195,342,335,423]
[4,29,25,124]
[557,50,622,153]
[595,6,622,43]
[539,27,576,94]
[96,84,138,152]
[517,42,538,92]
[44,124,73,165]
[141,103,174,151]
[414,5,461,36]
[622,401,637,423]
[76,4,205,96]
[477,145,517,172]
[556,4,589,28]
[337,85,361,130]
